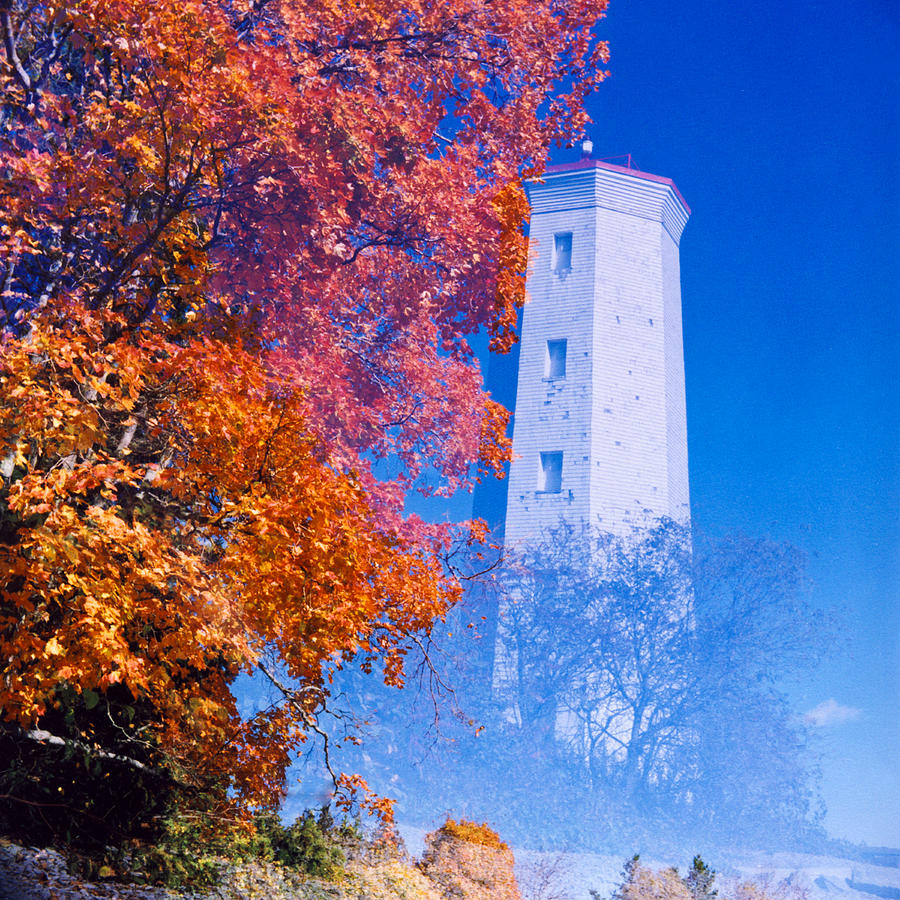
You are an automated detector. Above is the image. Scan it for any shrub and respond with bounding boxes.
[439,819,507,850]
[685,856,718,900]
[126,813,226,887]
[269,809,345,879]
[613,858,693,900]
[420,817,520,899]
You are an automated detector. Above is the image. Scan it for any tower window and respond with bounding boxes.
[546,339,567,379]
[553,232,572,273]
[539,451,563,493]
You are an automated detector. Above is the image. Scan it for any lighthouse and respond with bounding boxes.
[502,148,692,546]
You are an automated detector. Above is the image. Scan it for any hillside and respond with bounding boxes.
[4,824,899,900]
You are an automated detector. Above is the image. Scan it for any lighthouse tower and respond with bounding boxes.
[502,149,691,547]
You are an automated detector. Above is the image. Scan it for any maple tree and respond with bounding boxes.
[0,0,609,834]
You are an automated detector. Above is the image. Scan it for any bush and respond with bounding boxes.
[439,819,507,850]
[71,805,352,888]
[420,817,520,900]
[598,856,807,900]
[611,857,693,900]
[267,808,346,879]
[126,813,227,887]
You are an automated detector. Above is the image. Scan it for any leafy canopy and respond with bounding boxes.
[0,0,609,825]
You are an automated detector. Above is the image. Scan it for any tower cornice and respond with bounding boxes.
[526,160,691,245]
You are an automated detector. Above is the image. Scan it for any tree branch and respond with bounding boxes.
[0,1,32,93]
[24,728,154,774]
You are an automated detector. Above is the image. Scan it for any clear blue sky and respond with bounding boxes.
[412,0,898,847]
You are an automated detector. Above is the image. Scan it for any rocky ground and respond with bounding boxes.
[4,833,899,900]
[0,831,507,900]
[0,841,445,899]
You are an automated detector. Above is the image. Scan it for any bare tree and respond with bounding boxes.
[490,519,828,842]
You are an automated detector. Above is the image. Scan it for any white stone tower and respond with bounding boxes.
[503,152,691,546]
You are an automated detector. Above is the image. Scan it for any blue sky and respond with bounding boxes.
[411,0,898,847]
[557,0,898,847]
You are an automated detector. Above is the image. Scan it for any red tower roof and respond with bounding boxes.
[543,157,691,216]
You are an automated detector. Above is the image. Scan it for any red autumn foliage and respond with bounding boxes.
[0,0,609,821]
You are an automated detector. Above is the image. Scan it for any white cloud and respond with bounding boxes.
[803,698,862,728]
